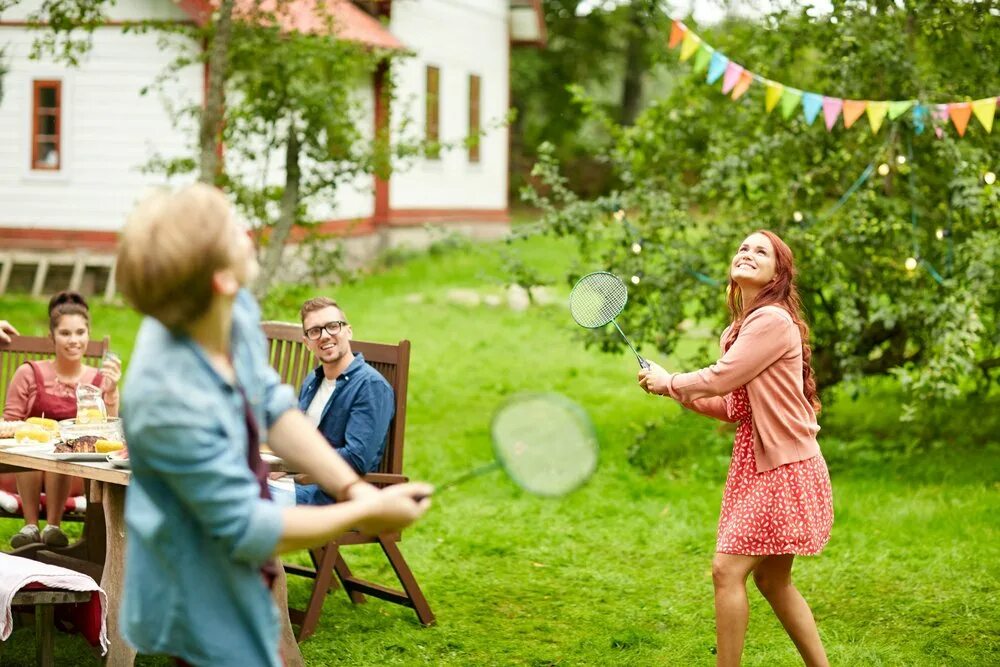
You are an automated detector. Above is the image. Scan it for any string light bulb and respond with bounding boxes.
[935,228,945,240]
[896,155,906,165]
[613,209,626,222]
[985,171,997,185]
[877,163,891,176]
[631,242,642,254]
[630,274,641,285]
[904,257,918,271]
[792,211,804,223]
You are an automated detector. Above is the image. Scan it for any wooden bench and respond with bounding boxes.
[9,587,94,667]
[262,321,435,639]
[0,335,110,527]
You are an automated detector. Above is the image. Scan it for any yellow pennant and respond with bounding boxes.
[765,82,784,113]
[680,32,701,62]
[866,101,889,134]
[971,97,997,133]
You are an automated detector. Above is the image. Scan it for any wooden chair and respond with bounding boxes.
[0,335,109,525]
[261,321,434,639]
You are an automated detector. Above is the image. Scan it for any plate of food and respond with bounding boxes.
[52,436,127,461]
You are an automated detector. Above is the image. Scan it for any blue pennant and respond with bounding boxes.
[801,93,823,125]
[706,52,728,85]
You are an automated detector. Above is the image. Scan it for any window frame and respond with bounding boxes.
[468,73,481,163]
[425,65,441,159]
[31,79,62,172]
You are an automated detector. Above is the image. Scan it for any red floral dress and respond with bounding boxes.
[716,386,834,556]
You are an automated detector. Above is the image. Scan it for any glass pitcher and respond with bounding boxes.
[76,384,108,424]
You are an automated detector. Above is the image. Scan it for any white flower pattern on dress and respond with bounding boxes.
[716,385,834,556]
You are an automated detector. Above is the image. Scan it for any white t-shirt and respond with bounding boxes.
[305,377,336,426]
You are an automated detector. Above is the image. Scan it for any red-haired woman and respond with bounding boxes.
[639,230,833,667]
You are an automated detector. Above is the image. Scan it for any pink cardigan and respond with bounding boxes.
[665,305,820,472]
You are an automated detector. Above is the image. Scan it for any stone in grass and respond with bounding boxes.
[446,288,481,307]
[404,293,425,304]
[528,286,556,306]
[483,294,503,307]
[507,285,530,312]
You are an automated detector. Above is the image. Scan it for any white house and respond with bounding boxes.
[0,0,545,293]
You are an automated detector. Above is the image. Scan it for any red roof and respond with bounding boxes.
[176,0,404,50]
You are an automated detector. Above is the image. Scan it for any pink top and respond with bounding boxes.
[3,361,119,421]
[665,305,821,472]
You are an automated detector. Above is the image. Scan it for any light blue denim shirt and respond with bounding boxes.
[120,290,296,666]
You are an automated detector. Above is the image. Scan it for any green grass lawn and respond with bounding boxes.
[1,234,998,666]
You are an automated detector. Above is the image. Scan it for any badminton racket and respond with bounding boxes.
[569,271,649,369]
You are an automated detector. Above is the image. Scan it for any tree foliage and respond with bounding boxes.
[526,0,1000,409]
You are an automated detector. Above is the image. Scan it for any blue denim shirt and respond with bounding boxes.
[120,290,296,666]
[298,353,394,476]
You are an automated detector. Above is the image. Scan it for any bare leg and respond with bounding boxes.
[14,471,42,526]
[713,553,765,667]
[43,472,71,525]
[752,555,829,667]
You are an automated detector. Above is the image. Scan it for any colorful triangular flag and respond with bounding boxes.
[801,93,823,125]
[692,44,713,73]
[822,97,843,131]
[866,101,889,134]
[706,52,728,85]
[680,31,701,62]
[669,20,685,49]
[912,104,928,134]
[949,102,972,136]
[765,82,784,113]
[780,88,803,119]
[721,63,744,95]
[887,100,915,120]
[731,70,753,100]
[843,100,867,128]
[971,97,996,133]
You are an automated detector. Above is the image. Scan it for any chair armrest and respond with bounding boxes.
[363,473,408,487]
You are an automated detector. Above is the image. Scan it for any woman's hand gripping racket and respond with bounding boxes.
[569,271,649,369]
[419,393,599,499]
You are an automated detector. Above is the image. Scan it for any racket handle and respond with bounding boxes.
[638,355,650,370]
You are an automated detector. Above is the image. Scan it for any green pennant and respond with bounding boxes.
[887,100,915,120]
[780,88,803,119]
[692,44,713,74]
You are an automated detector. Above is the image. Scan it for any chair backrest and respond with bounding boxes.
[260,321,410,477]
[0,335,110,410]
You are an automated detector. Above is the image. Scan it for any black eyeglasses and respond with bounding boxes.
[304,321,348,340]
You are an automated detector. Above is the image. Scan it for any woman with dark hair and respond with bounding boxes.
[3,291,122,548]
[638,230,833,667]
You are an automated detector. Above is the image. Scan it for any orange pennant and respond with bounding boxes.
[842,100,868,128]
[669,20,685,49]
[949,102,973,136]
[731,71,753,100]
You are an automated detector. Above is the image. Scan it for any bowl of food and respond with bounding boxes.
[59,417,126,444]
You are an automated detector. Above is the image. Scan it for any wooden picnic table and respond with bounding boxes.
[0,447,301,666]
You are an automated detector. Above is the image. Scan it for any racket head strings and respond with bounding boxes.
[490,392,598,497]
[568,271,629,329]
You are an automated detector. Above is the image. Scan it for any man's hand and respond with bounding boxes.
[637,360,673,396]
[354,483,433,536]
[0,320,19,344]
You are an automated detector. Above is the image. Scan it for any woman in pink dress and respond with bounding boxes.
[639,230,833,667]
[3,291,121,548]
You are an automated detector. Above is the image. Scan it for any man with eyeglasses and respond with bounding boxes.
[293,296,395,505]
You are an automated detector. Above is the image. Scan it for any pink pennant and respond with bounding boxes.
[934,104,948,139]
[822,97,843,131]
[721,63,744,95]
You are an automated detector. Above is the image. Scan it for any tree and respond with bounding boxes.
[525,0,1000,410]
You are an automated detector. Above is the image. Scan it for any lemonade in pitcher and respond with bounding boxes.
[76,384,108,424]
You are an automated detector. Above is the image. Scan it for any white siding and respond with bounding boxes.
[389,0,510,211]
[0,25,200,232]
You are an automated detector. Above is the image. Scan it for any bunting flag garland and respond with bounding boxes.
[692,44,713,74]
[843,100,867,128]
[802,93,823,125]
[707,52,728,85]
[971,97,996,133]
[948,102,972,136]
[866,101,889,134]
[722,63,744,95]
[823,97,843,130]
[780,88,803,119]
[765,82,784,113]
[666,19,999,139]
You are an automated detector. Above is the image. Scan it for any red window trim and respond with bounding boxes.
[468,73,481,163]
[31,79,62,171]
